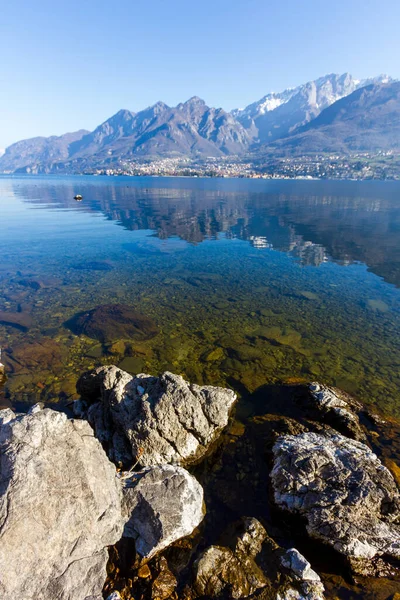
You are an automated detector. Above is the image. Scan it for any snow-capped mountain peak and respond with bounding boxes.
[232,73,396,143]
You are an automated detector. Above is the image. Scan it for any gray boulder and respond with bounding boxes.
[121,464,204,558]
[271,431,400,576]
[0,407,123,600]
[79,367,237,467]
[193,517,268,598]
[278,548,325,600]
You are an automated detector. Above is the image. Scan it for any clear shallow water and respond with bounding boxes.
[1,175,400,417]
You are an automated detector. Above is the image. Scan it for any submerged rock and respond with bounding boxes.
[193,517,268,598]
[65,304,159,343]
[122,464,204,558]
[0,310,33,331]
[72,261,113,271]
[79,366,237,467]
[3,338,68,374]
[271,431,400,576]
[0,407,123,600]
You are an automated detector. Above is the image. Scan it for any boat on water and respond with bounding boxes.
[74,194,83,201]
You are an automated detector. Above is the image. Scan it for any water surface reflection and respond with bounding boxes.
[1,176,400,416]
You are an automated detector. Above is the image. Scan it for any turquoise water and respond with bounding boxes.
[1,175,400,416]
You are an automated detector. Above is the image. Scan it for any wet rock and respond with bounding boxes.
[271,431,400,576]
[0,407,123,600]
[193,517,268,598]
[80,366,237,467]
[279,548,325,600]
[0,310,33,330]
[150,556,177,599]
[122,464,204,559]
[308,382,366,441]
[65,304,159,343]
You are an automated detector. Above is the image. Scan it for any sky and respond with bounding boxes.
[1,0,400,148]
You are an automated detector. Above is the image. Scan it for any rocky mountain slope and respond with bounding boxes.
[0,73,397,173]
[233,73,392,143]
[0,98,252,173]
[261,81,400,156]
[0,129,89,172]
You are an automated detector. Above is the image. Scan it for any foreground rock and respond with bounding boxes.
[0,407,123,600]
[193,517,268,598]
[78,366,237,466]
[271,431,400,576]
[65,303,159,343]
[122,464,204,558]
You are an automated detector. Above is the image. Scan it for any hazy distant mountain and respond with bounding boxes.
[233,73,393,143]
[0,130,89,172]
[0,73,397,173]
[261,81,400,156]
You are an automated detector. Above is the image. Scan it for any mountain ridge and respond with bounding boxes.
[0,73,398,173]
[259,81,400,156]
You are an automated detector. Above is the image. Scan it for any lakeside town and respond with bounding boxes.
[85,151,400,180]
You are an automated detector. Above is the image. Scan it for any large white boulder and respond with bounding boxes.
[0,407,123,600]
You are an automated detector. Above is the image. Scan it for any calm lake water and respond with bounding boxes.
[1,175,400,417]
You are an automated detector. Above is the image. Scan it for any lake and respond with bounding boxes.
[1,175,400,418]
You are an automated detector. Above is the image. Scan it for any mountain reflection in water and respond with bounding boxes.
[14,177,400,285]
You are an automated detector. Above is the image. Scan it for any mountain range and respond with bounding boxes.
[1,73,398,173]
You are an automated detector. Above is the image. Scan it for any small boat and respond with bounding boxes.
[74,194,83,201]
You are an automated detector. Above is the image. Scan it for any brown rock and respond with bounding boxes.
[193,517,268,598]
[151,557,177,599]
[138,564,151,579]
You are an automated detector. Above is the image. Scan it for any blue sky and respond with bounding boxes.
[1,0,399,148]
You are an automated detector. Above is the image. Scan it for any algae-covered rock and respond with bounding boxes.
[65,304,159,342]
